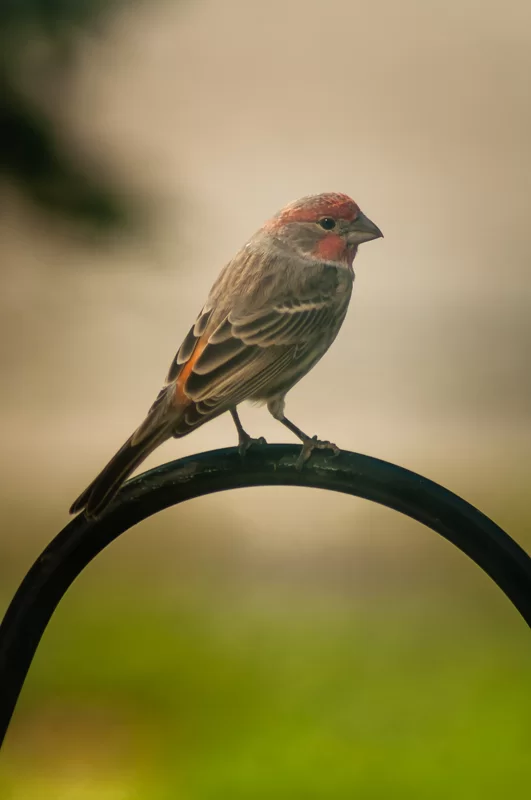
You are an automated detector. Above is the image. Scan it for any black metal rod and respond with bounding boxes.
[1,444,530,747]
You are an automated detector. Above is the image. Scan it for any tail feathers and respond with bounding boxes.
[70,423,173,519]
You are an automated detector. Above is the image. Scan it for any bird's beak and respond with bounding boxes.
[347,212,383,245]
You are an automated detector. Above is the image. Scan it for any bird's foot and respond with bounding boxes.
[296,436,340,470]
[238,432,267,457]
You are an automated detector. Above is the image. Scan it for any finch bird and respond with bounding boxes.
[70,192,382,518]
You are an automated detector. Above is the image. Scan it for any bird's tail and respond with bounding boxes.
[69,421,174,519]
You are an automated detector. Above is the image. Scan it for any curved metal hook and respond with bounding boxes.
[1,444,530,747]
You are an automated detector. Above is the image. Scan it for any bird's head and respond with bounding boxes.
[264,192,382,267]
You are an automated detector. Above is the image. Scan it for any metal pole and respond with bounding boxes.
[1,444,530,747]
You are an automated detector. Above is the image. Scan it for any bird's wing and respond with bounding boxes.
[173,292,341,405]
[134,264,348,441]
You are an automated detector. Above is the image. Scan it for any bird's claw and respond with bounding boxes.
[238,433,267,457]
[296,436,340,470]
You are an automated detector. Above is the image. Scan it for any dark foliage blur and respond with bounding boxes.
[0,0,129,228]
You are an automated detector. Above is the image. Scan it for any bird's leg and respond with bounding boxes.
[230,408,267,456]
[267,397,339,469]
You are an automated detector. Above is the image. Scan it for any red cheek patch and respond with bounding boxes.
[317,234,346,262]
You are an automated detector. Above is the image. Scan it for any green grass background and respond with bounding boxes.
[1,588,530,799]
[0,484,530,799]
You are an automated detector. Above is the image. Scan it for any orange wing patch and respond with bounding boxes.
[174,338,208,404]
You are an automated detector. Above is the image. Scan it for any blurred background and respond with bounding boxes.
[1,0,530,797]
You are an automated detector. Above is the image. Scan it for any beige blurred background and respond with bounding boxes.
[1,1,530,797]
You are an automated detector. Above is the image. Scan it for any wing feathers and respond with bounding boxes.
[192,335,247,375]
[185,346,257,399]
[162,273,349,436]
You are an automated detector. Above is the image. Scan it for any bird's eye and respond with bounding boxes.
[318,217,336,230]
